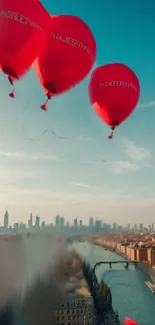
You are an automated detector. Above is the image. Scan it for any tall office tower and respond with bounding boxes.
[30,213,33,227]
[152,223,154,231]
[89,217,94,229]
[28,213,33,229]
[35,216,40,229]
[79,220,83,228]
[4,210,9,229]
[60,217,64,228]
[134,224,138,232]
[113,222,117,231]
[73,218,78,228]
[66,221,70,228]
[139,223,143,232]
[95,220,101,232]
[41,221,45,229]
[55,215,60,227]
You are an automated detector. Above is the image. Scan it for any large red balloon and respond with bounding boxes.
[33,15,96,110]
[88,63,140,138]
[0,0,51,96]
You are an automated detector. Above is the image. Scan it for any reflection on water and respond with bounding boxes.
[73,241,155,325]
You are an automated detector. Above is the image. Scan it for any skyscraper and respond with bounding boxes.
[35,216,40,229]
[89,217,94,229]
[55,215,60,227]
[28,213,33,229]
[79,220,83,228]
[139,223,143,232]
[4,210,9,229]
[60,217,64,228]
[73,218,78,228]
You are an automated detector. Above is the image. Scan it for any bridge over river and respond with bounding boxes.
[92,260,138,272]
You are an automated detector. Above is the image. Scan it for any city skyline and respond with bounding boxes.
[0,211,154,234]
[0,1,155,224]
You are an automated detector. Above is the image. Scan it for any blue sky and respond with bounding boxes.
[0,0,154,225]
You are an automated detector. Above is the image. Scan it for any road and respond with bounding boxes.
[72,241,155,325]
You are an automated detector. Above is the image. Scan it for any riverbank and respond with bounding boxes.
[91,240,155,284]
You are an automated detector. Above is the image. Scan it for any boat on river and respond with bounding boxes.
[145,281,155,294]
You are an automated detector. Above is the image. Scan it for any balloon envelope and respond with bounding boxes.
[33,14,96,97]
[0,0,51,79]
[88,63,140,128]
[125,317,138,325]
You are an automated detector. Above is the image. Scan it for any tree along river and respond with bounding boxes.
[72,241,155,325]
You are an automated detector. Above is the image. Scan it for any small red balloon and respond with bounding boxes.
[89,63,140,138]
[124,317,138,325]
[33,14,96,110]
[0,0,51,89]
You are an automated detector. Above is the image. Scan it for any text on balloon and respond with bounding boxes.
[0,10,43,32]
[99,81,137,92]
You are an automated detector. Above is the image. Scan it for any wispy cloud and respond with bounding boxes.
[69,181,98,189]
[0,166,33,183]
[0,151,64,162]
[122,139,151,162]
[108,160,140,175]
[139,101,155,108]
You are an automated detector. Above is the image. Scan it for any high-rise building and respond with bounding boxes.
[139,224,143,232]
[113,223,117,231]
[79,220,83,228]
[55,215,60,227]
[74,218,78,228]
[60,217,64,228]
[4,210,9,229]
[134,224,138,232]
[28,213,33,229]
[14,223,19,231]
[89,217,94,229]
[35,216,40,229]
[66,221,70,228]
[95,220,101,232]
[41,221,45,229]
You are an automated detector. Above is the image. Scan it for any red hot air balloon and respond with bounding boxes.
[124,317,138,325]
[88,63,140,139]
[0,0,51,97]
[33,15,96,110]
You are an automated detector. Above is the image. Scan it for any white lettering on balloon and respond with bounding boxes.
[99,81,137,92]
[0,9,43,32]
[50,32,92,59]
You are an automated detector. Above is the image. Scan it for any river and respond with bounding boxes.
[72,241,155,325]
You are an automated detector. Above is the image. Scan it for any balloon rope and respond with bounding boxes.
[21,96,67,140]
[108,125,115,139]
[108,130,114,140]
[40,93,51,111]
[8,77,15,98]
